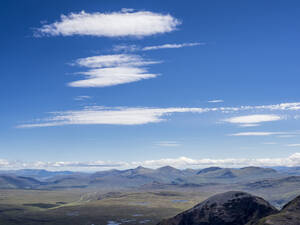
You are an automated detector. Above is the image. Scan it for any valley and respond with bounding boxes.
[0,166,300,224]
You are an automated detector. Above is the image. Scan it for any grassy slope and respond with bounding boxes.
[0,189,213,225]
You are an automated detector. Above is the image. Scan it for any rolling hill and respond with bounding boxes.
[157,191,278,225]
[0,166,295,191]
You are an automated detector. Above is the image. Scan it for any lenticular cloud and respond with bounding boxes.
[35,10,181,37]
[69,54,160,87]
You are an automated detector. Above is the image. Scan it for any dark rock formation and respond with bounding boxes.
[255,195,300,225]
[158,191,278,225]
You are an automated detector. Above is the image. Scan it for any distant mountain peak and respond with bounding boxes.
[197,166,223,174]
[135,166,148,170]
[240,166,277,172]
[157,166,178,171]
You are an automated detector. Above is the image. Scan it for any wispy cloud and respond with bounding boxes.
[208,99,224,103]
[142,42,204,51]
[18,102,300,128]
[287,144,300,147]
[239,124,261,127]
[35,9,181,37]
[2,153,300,170]
[112,42,203,52]
[230,132,281,136]
[231,131,300,137]
[75,54,156,68]
[156,141,181,147]
[255,102,300,111]
[74,96,92,101]
[18,107,209,128]
[224,114,282,127]
[69,54,160,87]
[278,135,297,138]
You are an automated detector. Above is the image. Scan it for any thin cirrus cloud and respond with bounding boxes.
[230,131,300,137]
[75,54,157,68]
[113,42,204,52]
[239,124,261,127]
[142,42,204,51]
[223,114,282,127]
[69,54,160,87]
[2,153,300,170]
[156,141,181,147]
[18,107,209,128]
[230,132,282,136]
[74,95,92,101]
[18,102,300,128]
[287,144,300,147]
[208,99,224,103]
[35,9,181,37]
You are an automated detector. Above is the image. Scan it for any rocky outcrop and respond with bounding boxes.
[157,191,278,225]
[255,195,300,225]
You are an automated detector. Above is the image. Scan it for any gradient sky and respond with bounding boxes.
[1,0,300,170]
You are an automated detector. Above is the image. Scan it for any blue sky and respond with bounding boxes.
[1,0,300,170]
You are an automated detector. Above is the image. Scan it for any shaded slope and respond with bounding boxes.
[255,195,300,225]
[0,175,43,189]
[158,191,278,225]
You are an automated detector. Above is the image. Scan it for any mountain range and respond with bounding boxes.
[0,166,297,190]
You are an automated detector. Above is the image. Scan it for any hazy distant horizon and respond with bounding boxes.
[0,152,300,172]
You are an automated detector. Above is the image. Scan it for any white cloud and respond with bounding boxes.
[230,132,281,136]
[255,102,300,111]
[2,153,300,170]
[156,141,181,147]
[137,153,300,168]
[142,42,203,51]
[75,54,156,68]
[239,123,261,127]
[113,42,203,52]
[74,96,92,101]
[35,10,181,37]
[70,67,158,87]
[278,135,297,138]
[0,159,124,171]
[231,131,300,137]
[18,102,300,128]
[224,114,282,127]
[69,54,160,87]
[287,144,300,147]
[208,99,224,103]
[18,107,209,128]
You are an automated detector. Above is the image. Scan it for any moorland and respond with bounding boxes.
[1,166,300,225]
